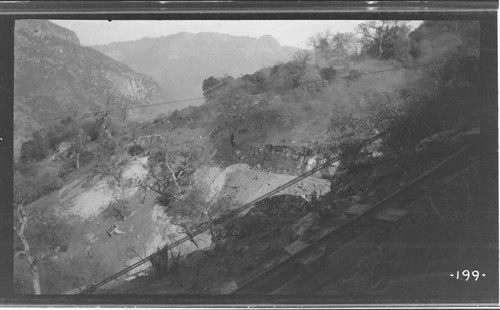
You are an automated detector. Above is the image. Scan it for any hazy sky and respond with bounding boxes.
[51,20,422,48]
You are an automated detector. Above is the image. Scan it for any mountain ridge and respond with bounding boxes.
[91,32,301,101]
[16,20,81,45]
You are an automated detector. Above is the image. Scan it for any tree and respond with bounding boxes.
[307,31,356,67]
[13,189,41,294]
[356,20,411,61]
[139,143,197,207]
[19,131,50,165]
[64,105,90,170]
[139,140,214,246]
[45,122,76,151]
[408,20,479,60]
[202,76,220,95]
[167,186,233,249]
[91,136,126,186]
[307,30,334,67]
[375,21,479,150]
[70,126,90,170]
[331,32,357,57]
[202,75,234,100]
[293,50,312,69]
[319,67,338,82]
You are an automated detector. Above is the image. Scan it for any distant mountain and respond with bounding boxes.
[14,20,163,158]
[91,32,300,103]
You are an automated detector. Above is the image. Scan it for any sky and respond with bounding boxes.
[51,20,422,48]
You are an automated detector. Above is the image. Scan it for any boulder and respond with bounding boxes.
[305,156,318,172]
[85,232,96,242]
[218,280,239,294]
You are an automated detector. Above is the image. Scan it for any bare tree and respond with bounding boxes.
[71,126,90,170]
[13,190,41,294]
[330,32,356,57]
[65,105,90,170]
[140,140,209,205]
[356,20,410,59]
[307,30,357,67]
[307,29,334,67]
[91,136,126,187]
[293,50,312,69]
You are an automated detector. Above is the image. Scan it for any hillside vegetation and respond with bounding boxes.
[14,20,483,296]
[196,21,479,172]
[14,20,164,159]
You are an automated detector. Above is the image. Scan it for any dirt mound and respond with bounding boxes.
[219,168,330,208]
[191,164,250,202]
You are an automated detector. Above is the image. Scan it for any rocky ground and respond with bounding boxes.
[15,143,330,294]
[98,126,496,301]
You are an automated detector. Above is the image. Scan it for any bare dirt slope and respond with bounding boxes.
[15,153,327,294]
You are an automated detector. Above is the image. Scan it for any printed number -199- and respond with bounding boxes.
[454,270,484,281]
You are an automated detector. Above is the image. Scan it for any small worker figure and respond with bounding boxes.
[107,224,127,237]
[230,132,235,147]
[311,190,318,204]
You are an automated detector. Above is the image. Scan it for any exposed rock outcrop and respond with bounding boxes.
[16,20,80,45]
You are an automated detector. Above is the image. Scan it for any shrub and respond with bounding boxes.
[168,110,187,128]
[82,120,101,142]
[45,123,76,150]
[155,192,176,208]
[320,67,338,81]
[16,160,37,176]
[153,114,166,124]
[19,132,50,164]
[345,69,360,81]
[24,207,73,255]
[58,158,76,179]
[102,199,131,221]
[15,172,64,205]
[128,144,144,156]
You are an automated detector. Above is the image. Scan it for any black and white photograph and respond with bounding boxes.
[7,8,498,306]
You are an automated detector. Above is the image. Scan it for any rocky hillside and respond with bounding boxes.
[14,20,164,158]
[14,20,493,302]
[91,33,299,103]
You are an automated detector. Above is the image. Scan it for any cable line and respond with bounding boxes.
[16,60,443,156]
[30,97,205,124]
[16,79,231,157]
[19,61,441,126]
[79,117,476,294]
[79,131,385,294]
